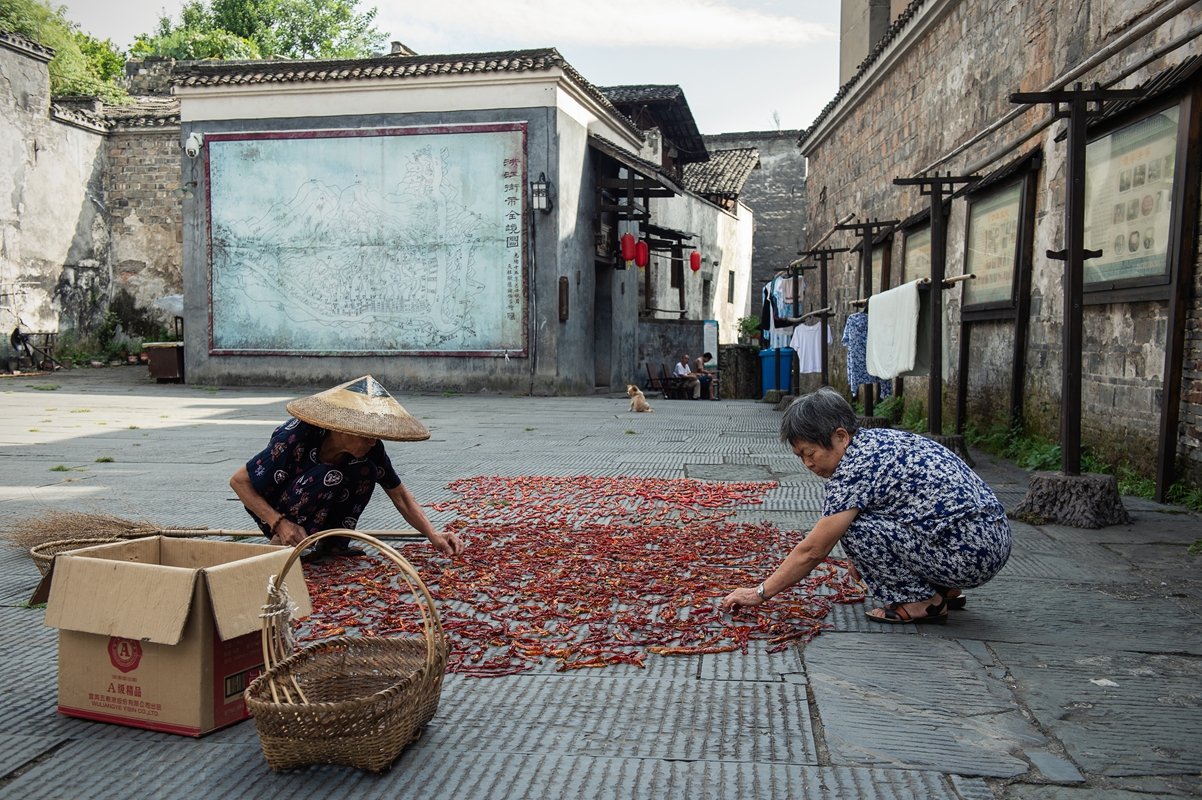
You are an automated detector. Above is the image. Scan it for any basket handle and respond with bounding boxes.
[261,529,444,682]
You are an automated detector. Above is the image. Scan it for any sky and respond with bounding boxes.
[58,0,841,134]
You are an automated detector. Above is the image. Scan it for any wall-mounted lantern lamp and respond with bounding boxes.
[530,172,553,213]
[690,251,702,272]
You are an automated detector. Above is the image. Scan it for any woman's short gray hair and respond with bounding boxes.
[779,387,859,448]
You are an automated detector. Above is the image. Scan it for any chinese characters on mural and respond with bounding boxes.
[207,125,526,355]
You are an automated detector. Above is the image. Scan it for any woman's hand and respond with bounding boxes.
[274,519,308,547]
[428,531,465,557]
[721,587,764,613]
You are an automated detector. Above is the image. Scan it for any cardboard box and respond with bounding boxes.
[34,537,310,737]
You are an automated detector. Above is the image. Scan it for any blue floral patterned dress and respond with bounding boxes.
[245,418,402,537]
[822,427,1011,603]
[842,312,892,399]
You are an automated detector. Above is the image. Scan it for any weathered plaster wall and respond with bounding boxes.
[647,192,755,343]
[704,130,808,301]
[637,319,705,391]
[0,38,109,354]
[802,0,1201,474]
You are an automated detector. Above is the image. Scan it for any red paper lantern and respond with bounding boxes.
[634,240,649,268]
[620,232,636,262]
[690,251,701,272]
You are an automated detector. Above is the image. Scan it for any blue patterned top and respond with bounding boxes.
[822,428,1005,535]
[842,312,891,398]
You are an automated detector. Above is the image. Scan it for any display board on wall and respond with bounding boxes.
[703,320,718,366]
[206,123,527,356]
[1083,105,1179,286]
[903,227,931,283]
[963,182,1022,307]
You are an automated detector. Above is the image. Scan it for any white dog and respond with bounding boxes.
[627,384,654,412]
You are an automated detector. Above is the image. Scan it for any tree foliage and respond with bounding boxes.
[0,0,128,101]
[133,0,386,61]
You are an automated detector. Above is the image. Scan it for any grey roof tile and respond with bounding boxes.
[682,148,760,197]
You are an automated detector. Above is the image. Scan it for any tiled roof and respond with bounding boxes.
[103,97,181,129]
[49,96,181,133]
[599,84,709,165]
[599,85,682,104]
[682,148,759,198]
[797,0,928,150]
[0,29,54,62]
[175,48,642,138]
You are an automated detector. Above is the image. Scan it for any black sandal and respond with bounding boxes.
[933,584,967,610]
[867,597,948,625]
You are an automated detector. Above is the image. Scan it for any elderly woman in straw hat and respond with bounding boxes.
[229,376,464,558]
[721,387,1010,624]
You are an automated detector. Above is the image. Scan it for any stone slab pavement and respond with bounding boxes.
[0,369,1199,798]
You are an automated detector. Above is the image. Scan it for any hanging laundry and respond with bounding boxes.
[790,321,831,374]
[842,312,892,399]
[866,280,922,379]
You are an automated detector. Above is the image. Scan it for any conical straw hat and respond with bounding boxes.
[286,376,430,442]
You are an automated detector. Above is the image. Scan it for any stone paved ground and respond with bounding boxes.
[0,369,1199,799]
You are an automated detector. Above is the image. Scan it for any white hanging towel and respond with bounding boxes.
[865,280,922,379]
[789,322,831,374]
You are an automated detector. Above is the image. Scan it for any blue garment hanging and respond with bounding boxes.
[842,312,892,399]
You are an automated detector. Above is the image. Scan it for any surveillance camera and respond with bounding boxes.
[184,132,204,158]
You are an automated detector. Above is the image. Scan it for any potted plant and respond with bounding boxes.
[737,316,761,347]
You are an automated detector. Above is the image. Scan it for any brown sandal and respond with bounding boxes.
[868,598,948,625]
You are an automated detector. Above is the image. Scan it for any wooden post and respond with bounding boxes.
[894,174,976,435]
[1011,84,1142,476]
[835,221,898,416]
[795,246,850,387]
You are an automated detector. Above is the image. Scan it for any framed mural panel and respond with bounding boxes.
[205,123,528,356]
[1083,104,1179,289]
[902,226,931,283]
[962,181,1023,309]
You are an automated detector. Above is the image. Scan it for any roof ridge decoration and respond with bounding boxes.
[797,0,928,150]
[174,46,643,139]
[0,28,55,63]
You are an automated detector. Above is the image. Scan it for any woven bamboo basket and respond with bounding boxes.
[29,537,124,575]
[245,529,448,773]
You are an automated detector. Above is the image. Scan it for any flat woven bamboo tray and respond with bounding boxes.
[29,538,124,575]
[245,529,448,772]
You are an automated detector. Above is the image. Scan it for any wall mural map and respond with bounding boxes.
[207,124,526,355]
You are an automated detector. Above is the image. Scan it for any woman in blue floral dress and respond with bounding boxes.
[722,387,1010,623]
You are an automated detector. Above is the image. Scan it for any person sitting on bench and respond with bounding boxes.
[674,354,703,400]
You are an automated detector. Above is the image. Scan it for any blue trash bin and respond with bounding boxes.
[759,348,794,393]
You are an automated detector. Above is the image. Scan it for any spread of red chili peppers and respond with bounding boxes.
[296,475,863,676]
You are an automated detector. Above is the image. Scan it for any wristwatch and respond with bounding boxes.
[756,583,767,601]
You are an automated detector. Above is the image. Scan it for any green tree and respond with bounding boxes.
[0,0,128,101]
[134,0,385,61]
[130,1,259,60]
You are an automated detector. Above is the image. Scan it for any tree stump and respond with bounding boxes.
[923,433,976,468]
[1011,472,1133,528]
[857,416,892,429]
